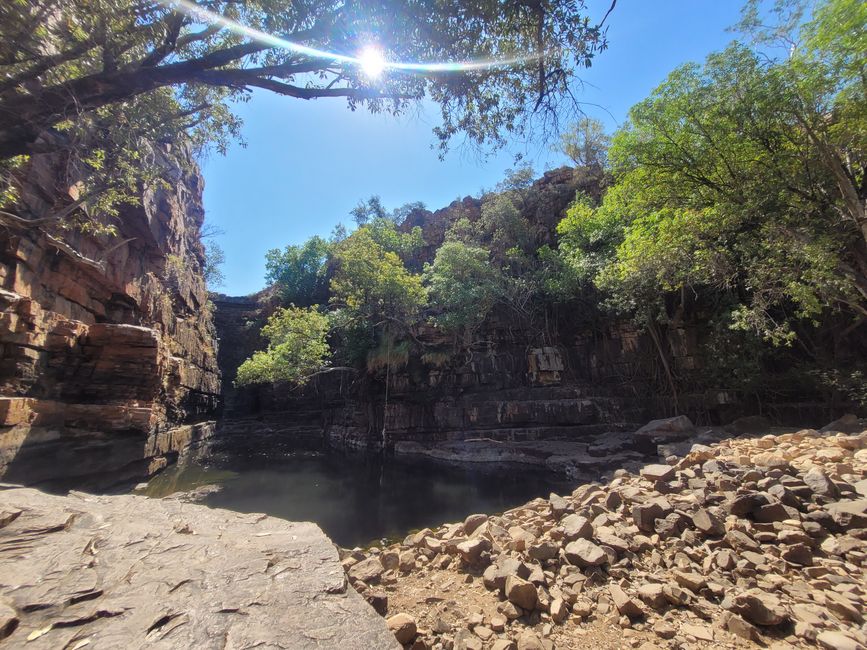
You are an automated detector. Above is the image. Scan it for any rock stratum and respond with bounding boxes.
[345,422,867,650]
[214,168,865,458]
[0,145,221,490]
[0,486,399,649]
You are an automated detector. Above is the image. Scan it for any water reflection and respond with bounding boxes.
[143,451,575,548]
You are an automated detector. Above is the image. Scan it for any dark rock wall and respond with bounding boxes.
[0,145,221,489]
[213,167,864,455]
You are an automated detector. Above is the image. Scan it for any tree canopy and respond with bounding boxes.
[557,0,867,343]
[235,305,331,386]
[0,0,610,161]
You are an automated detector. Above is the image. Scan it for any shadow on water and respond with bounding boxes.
[143,450,576,548]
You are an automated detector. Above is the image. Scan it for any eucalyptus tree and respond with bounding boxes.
[0,0,611,234]
[558,0,866,345]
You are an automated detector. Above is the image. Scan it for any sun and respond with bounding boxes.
[358,46,387,78]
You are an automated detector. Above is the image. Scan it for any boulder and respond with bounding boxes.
[349,556,384,584]
[692,508,724,536]
[826,499,867,529]
[639,464,676,482]
[549,597,569,623]
[561,514,593,540]
[456,537,491,565]
[387,613,418,645]
[632,497,672,532]
[820,414,862,434]
[609,584,644,617]
[528,540,559,562]
[804,468,840,499]
[516,631,545,650]
[726,591,788,626]
[634,415,695,441]
[505,575,538,611]
[563,539,607,567]
[817,631,863,650]
[0,488,399,649]
[464,514,488,535]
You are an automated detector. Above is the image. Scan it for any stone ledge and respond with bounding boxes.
[0,487,399,649]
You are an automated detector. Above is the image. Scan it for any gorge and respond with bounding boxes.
[2,0,866,647]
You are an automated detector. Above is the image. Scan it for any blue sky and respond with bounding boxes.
[202,0,745,296]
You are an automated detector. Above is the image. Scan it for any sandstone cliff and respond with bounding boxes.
[0,145,220,490]
[213,168,864,457]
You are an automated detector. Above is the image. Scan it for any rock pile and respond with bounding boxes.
[344,421,867,650]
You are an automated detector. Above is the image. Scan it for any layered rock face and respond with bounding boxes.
[213,167,864,456]
[0,146,220,489]
[0,486,398,649]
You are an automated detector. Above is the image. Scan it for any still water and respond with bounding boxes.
[142,451,575,548]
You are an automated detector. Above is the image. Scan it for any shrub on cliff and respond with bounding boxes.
[235,306,330,386]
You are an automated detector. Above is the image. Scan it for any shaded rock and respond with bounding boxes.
[505,575,538,611]
[826,499,867,529]
[387,613,418,645]
[725,591,787,626]
[563,539,607,567]
[725,416,772,434]
[634,415,695,441]
[464,514,488,535]
[609,584,643,617]
[692,508,724,536]
[364,590,389,616]
[0,600,17,641]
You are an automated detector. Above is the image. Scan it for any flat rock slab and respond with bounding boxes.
[0,487,398,649]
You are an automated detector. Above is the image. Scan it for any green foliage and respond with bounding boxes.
[203,241,226,288]
[330,229,427,325]
[558,117,610,169]
[350,196,388,226]
[814,369,867,408]
[424,241,502,335]
[235,306,331,386]
[265,236,332,306]
[365,217,425,262]
[557,0,867,343]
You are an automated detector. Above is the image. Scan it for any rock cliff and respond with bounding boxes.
[0,146,220,490]
[213,168,864,457]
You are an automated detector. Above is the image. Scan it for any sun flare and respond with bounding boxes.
[358,46,387,78]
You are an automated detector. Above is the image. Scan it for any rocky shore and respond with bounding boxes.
[0,487,398,648]
[343,419,867,650]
